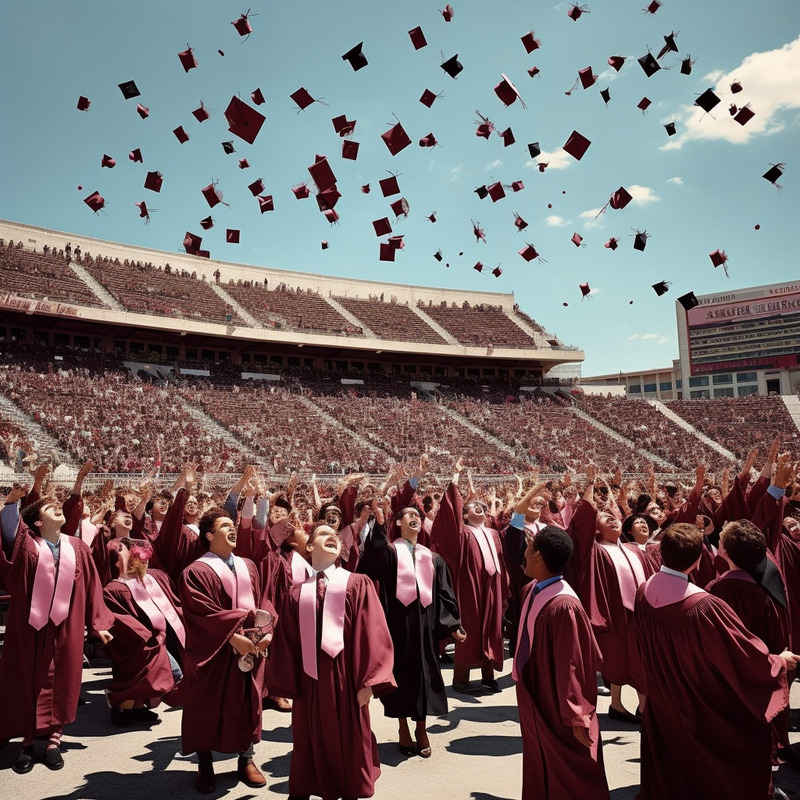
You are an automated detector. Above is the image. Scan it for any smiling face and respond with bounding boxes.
[38,500,66,529]
[306,524,342,570]
[629,517,651,544]
[597,511,622,542]
[397,507,422,540]
[464,501,488,527]
[323,507,342,531]
[206,515,237,558]
[646,503,667,525]
[184,494,199,518]
[784,516,800,541]
[112,510,133,537]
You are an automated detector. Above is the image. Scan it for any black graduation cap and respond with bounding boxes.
[441,54,463,78]
[342,42,368,71]
[638,52,661,77]
[680,55,695,75]
[527,142,541,158]
[474,185,489,199]
[678,291,699,310]
[118,80,140,99]
[695,89,721,114]
[664,122,677,136]
[652,281,671,296]
[433,250,443,262]
[633,230,650,251]
[762,163,785,187]
[657,32,679,60]
[221,141,236,154]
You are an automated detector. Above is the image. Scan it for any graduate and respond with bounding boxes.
[513,525,609,800]
[269,522,396,800]
[359,499,463,758]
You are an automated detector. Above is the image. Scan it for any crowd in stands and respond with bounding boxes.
[580,395,730,473]
[419,300,539,348]
[335,295,447,345]
[0,239,106,308]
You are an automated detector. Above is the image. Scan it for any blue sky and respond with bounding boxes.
[1,1,798,376]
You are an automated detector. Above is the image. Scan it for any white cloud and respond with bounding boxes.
[667,176,684,185]
[485,159,503,170]
[545,215,567,227]
[642,333,660,340]
[628,185,660,204]
[661,35,800,150]
[628,334,640,340]
[580,208,604,219]
[589,287,603,296]
[525,147,573,171]
[629,333,671,343]
[449,165,462,181]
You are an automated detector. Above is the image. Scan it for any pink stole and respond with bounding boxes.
[298,568,350,680]
[124,574,186,647]
[643,570,706,608]
[198,552,256,611]
[598,541,646,611]
[512,579,579,681]
[290,550,314,584]
[393,541,434,607]
[29,535,76,630]
[468,524,501,575]
[80,518,100,547]
[524,519,546,539]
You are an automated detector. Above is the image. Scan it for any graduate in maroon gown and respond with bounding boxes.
[359,500,463,759]
[103,537,186,724]
[431,456,507,693]
[179,508,275,794]
[633,523,797,800]
[514,525,609,800]
[269,523,396,800]
[0,477,114,774]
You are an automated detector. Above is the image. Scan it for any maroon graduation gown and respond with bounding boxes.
[431,482,507,669]
[269,572,396,800]
[178,556,270,754]
[516,587,608,800]
[633,582,787,800]
[0,525,113,740]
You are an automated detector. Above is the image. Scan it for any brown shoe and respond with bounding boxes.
[195,761,215,794]
[238,757,266,787]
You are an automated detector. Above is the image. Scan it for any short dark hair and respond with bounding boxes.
[532,525,573,573]
[720,519,766,570]
[21,497,53,533]
[198,507,229,550]
[660,523,703,571]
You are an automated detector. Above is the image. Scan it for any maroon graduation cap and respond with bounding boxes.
[709,249,730,277]
[199,216,214,230]
[440,4,454,22]
[427,211,437,223]
[472,220,487,242]
[321,241,329,249]
[258,195,274,213]
[563,130,591,160]
[492,265,503,277]
[475,110,495,139]
[488,181,506,202]
[433,250,443,262]
[332,115,356,136]
[608,54,625,71]
[173,126,190,143]
[101,154,116,168]
[248,178,265,196]
[380,174,401,197]
[316,187,341,211]
[419,133,437,147]
[238,158,250,169]
[129,148,143,162]
[381,120,411,155]
[609,186,633,210]
[231,12,252,37]
[731,80,743,94]
[578,66,598,90]
[135,201,150,222]
[183,232,203,253]
[373,217,392,237]
[734,105,755,125]
[251,88,265,106]
[308,155,337,192]
[342,42,367,71]
[224,96,266,144]
[579,283,591,298]
[192,103,210,123]
[202,181,228,208]
[379,242,396,262]
[637,97,651,113]
[528,66,541,78]
[567,4,590,21]
[500,128,515,147]
[519,243,542,262]
[178,47,197,72]
[291,87,322,111]
[473,261,483,272]
[144,171,163,192]
[652,281,671,296]
[571,232,584,247]
[495,74,526,107]
[361,183,370,194]
[226,229,240,244]
[292,182,311,199]
[514,212,528,231]
[341,140,360,159]
[521,31,541,53]
[136,103,149,119]
[420,89,441,107]
[323,208,339,224]
[511,180,524,192]
[84,191,105,213]
[645,0,662,12]
[604,237,619,250]
[77,96,90,111]
[390,198,410,219]
[409,26,427,49]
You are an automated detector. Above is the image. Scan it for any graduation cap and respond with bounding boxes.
[183,232,203,253]
[419,133,437,147]
[474,185,488,199]
[192,103,210,123]
[475,110,495,139]
[441,54,463,79]
[433,250,443,262]
[488,181,506,202]
[391,198,410,219]
[657,32,679,60]
[514,212,528,231]
[221,140,236,154]
[291,87,323,111]
[633,230,650,251]
[248,178,265,196]
[695,88,720,114]
[473,261,483,272]
[608,55,626,71]
[316,187,341,211]
[420,89,441,107]
[224,96,266,144]
[427,211,437,222]
[440,4,454,21]
[144,171,163,192]
[579,282,591,298]
[500,128,515,147]
[709,249,730,277]
[609,186,633,210]
[389,235,405,251]
[492,266,503,277]
[604,237,619,250]
[323,209,339,224]
[637,97,651,112]
[226,229,240,244]
[762,163,785,188]
[730,80,743,94]
[527,142,541,158]
[563,130,591,160]
[644,0,662,13]
[136,103,150,119]
[342,42,367,71]
[472,220,487,242]
[518,243,543,262]
[77,96,90,111]
[379,242,396,262]
[199,216,214,230]
[373,218,392,237]
[652,280,671,296]
[332,115,356,136]
[258,195,274,213]
[308,155,337,192]
[571,232,584,247]
[381,120,411,155]
[84,191,105,213]
[494,74,526,107]
[118,80,140,99]
[342,139,360,159]
[680,55,695,75]
[511,180,524,192]
[578,66,597,90]
[527,66,541,78]
[567,4,589,21]
[292,182,311,199]
[238,158,250,169]
[201,181,227,208]
[321,241,329,250]
[379,174,401,197]
[678,291,699,310]
[135,201,150,222]
[129,148,143,162]
[600,88,611,105]
[521,31,541,53]
[408,26,427,49]
[101,154,116,168]
[173,126,190,143]
[231,13,252,37]
[361,183,370,194]
[178,47,197,73]
[251,88,265,106]
[734,105,755,125]
[537,162,548,172]
[638,52,661,77]
[664,122,677,136]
